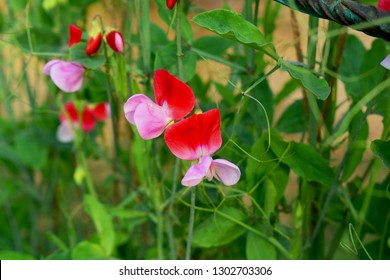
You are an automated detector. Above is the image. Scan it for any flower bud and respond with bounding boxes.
[105,30,124,54]
[86,20,102,56]
[166,0,177,10]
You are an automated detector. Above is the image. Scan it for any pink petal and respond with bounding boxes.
[164,109,222,161]
[181,156,213,187]
[123,94,154,124]
[211,159,241,186]
[56,121,75,143]
[133,103,171,140]
[43,60,61,75]
[380,53,390,70]
[44,60,84,92]
[153,70,195,120]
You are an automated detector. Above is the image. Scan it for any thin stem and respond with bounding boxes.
[176,1,184,80]
[185,188,196,260]
[79,150,98,198]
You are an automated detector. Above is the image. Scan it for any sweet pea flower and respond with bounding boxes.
[166,0,177,10]
[164,109,240,187]
[105,30,124,54]
[43,60,84,93]
[124,69,195,140]
[68,24,82,48]
[57,101,110,143]
[378,0,390,11]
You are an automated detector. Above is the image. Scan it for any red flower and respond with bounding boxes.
[105,30,124,54]
[57,101,109,142]
[166,0,177,10]
[68,24,82,48]
[124,70,195,139]
[379,0,390,11]
[92,102,110,121]
[164,109,240,186]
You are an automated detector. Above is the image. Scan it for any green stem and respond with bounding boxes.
[306,16,319,147]
[79,149,98,199]
[185,188,196,260]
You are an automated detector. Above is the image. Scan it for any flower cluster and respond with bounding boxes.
[57,101,110,143]
[43,21,121,142]
[124,70,240,187]
[43,22,124,93]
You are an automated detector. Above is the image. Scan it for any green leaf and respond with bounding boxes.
[339,35,366,98]
[192,9,278,60]
[14,133,48,170]
[9,0,28,12]
[264,179,277,217]
[70,43,105,70]
[270,132,335,186]
[246,232,276,260]
[371,139,390,169]
[154,43,197,82]
[341,110,369,181]
[0,251,34,260]
[192,206,247,248]
[279,60,330,100]
[193,36,232,57]
[71,241,107,260]
[83,195,115,255]
[214,82,235,106]
[275,99,306,133]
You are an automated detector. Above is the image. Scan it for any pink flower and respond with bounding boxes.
[164,109,240,187]
[57,102,109,143]
[68,24,82,48]
[378,0,390,11]
[43,60,84,93]
[124,70,195,140]
[105,30,124,54]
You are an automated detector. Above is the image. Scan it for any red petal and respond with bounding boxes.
[166,0,177,9]
[164,109,222,161]
[60,102,79,123]
[379,0,390,11]
[153,69,195,120]
[86,33,102,56]
[92,102,110,121]
[68,24,82,48]
[81,107,96,132]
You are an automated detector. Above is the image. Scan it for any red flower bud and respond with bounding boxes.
[68,24,82,48]
[105,30,124,54]
[166,0,177,10]
[86,20,102,56]
[86,33,102,56]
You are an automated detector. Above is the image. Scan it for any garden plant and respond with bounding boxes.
[0,0,389,260]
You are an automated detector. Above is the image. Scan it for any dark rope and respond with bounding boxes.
[274,0,390,40]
